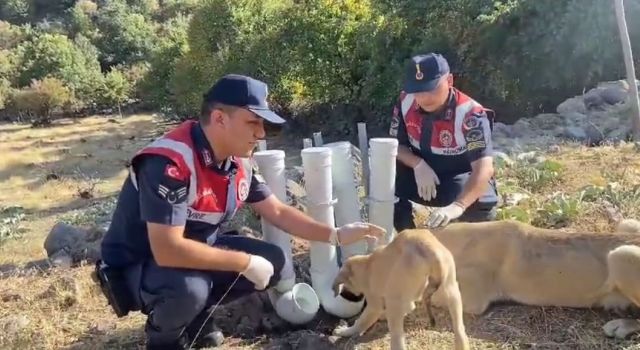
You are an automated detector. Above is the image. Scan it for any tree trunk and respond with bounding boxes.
[614,0,640,140]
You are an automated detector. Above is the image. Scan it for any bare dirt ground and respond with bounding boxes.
[1,114,640,350]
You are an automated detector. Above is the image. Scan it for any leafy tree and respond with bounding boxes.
[0,21,25,49]
[94,0,158,66]
[97,68,132,117]
[0,78,9,109]
[138,12,189,111]
[1,0,32,24]
[67,0,99,40]
[14,32,103,107]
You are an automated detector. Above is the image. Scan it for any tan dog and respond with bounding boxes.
[331,229,470,350]
[426,219,640,339]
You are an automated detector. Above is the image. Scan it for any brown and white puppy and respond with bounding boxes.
[331,229,469,350]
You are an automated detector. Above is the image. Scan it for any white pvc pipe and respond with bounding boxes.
[325,141,366,263]
[301,147,364,318]
[271,283,319,324]
[313,132,323,146]
[357,122,370,198]
[253,150,320,324]
[368,138,399,248]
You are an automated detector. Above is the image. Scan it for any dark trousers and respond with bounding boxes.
[124,233,285,347]
[393,160,499,231]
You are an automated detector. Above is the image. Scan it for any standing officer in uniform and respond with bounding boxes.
[98,74,385,350]
[389,53,498,230]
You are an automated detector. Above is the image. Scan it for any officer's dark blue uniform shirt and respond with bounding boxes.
[101,123,272,268]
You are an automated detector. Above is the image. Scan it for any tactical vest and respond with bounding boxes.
[129,120,253,244]
[399,88,492,156]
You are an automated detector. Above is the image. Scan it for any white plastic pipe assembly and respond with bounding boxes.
[253,150,320,324]
[367,138,399,248]
[325,141,367,264]
[301,147,364,318]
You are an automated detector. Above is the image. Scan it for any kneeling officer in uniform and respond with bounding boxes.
[95,74,384,349]
[389,53,499,230]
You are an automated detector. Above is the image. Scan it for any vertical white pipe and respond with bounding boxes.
[301,147,364,318]
[253,150,295,289]
[357,122,370,199]
[368,138,399,248]
[313,132,324,146]
[325,141,366,263]
[257,140,267,151]
[253,150,320,324]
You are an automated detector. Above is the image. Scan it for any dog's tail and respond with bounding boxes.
[615,219,640,235]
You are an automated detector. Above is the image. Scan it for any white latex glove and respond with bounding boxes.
[241,255,274,290]
[426,202,466,228]
[413,159,440,201]
[330,222,386,246]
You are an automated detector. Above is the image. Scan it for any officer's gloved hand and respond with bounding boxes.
[413,159,440,201]
[426,202,465,228]
[241,255,274,290]
[332,222,386,246]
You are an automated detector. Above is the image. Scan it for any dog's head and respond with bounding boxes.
[332,255,368,299]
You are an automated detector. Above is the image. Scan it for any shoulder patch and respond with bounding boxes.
[158,184,188,204]
[463,114,481,130]
[164,164,185,181]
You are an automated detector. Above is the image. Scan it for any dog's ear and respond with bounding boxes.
[332,262,353,297]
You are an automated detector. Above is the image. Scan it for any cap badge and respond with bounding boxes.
[415,63,424,80]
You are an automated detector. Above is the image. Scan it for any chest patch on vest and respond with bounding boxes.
[432,120,457,148]
[238,178,250,201]
[438,130,453,147]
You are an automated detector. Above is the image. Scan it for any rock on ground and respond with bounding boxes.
[492,79,637,154]
[44,222,104,267]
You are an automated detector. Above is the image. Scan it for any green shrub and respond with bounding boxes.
[0,77,9,109]
[532,192,584,228]
[0,205,25,244]
[96,67,132,115]
[14,32,102,107]
[8,77,73,125]
[94,0,158,66]
[138,12,189,111]
[1,0,32,24]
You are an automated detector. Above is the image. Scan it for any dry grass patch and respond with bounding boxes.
[494,142,640,232]
[0,114,161,213]
[0,114,166,265]
[0,265,146,350]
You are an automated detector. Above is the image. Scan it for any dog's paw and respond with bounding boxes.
[603,318,640,339]
[332,324,358,337]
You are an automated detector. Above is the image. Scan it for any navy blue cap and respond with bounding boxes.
[204,74,286,124]
[403,53,450,93]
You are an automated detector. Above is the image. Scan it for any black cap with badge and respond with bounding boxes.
[203,74,286,124]
[403,53,450,94]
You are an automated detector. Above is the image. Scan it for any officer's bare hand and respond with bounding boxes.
[413,159,440,201]
[334,222,386,246]
[241,255,274,290]
[426,202,465,228]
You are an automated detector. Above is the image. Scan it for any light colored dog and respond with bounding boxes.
[426,219,640,339]
[331,228,470,350]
